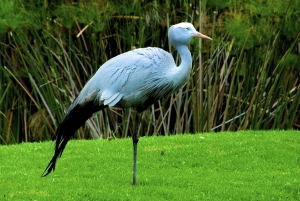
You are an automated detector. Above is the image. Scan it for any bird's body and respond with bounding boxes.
[43,22,211,185]
[73,47,187,112]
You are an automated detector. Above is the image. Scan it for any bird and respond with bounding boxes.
[42,22,212,185]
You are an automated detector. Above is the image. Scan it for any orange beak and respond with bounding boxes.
[194,32,212,40]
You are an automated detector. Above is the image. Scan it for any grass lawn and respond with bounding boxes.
[1,130,300,200]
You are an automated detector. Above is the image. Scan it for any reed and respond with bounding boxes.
[0,0,299,144]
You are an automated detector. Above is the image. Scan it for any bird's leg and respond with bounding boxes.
[132,113,140,186]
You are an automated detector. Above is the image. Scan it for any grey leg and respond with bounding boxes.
[132,114,140,186]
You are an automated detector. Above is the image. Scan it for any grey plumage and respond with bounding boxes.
[42,22,212,185]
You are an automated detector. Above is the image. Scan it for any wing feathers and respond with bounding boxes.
[102,92,123,106]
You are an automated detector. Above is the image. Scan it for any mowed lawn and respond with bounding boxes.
[1,130,299,200]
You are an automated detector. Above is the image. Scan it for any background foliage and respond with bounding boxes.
[0,0,299,144]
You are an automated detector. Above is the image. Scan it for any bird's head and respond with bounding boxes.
[168,22,212,46]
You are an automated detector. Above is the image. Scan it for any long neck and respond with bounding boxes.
[172,44,193,89]
[177,44,192,70]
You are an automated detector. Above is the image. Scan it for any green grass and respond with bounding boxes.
[1,130,300,200]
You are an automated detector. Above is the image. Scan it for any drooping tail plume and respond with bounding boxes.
[42,101,106,177]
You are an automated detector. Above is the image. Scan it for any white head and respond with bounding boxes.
[168,22,212,46]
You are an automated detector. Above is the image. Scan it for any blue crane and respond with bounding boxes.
[42,22,212,185]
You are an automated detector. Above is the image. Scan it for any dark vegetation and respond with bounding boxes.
[0,0,299,144]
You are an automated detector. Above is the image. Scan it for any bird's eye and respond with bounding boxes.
[185,28,190,31]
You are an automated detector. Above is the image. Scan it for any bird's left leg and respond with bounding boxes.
[132,113,140,186]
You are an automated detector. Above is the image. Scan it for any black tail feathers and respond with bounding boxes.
[42,102,106,177]
[41,124,73,177]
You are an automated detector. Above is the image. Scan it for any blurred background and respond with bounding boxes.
[0,0,299,144]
